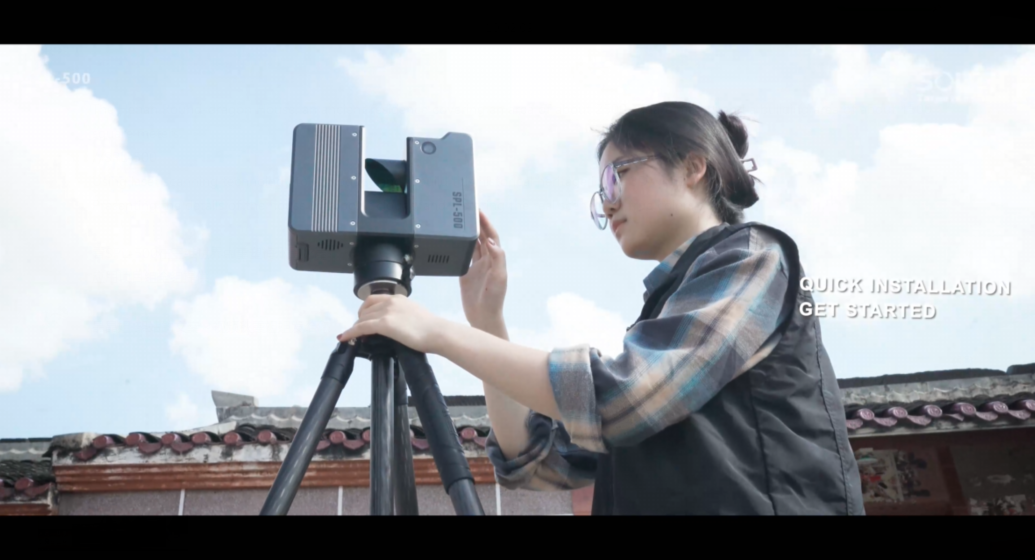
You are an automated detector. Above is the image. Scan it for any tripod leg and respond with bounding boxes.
[393,344,485,515]
[393,361,419,515]
[370,355,394,515]
[261,341,357,515]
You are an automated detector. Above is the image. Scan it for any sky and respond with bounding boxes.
[1,44,1033,438]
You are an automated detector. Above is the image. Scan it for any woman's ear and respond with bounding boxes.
[682,154,708,190]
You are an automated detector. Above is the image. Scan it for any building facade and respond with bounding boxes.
[3,365,1034,515]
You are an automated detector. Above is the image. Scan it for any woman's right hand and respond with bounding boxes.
[460,211,508,329]
[461,212,528,459]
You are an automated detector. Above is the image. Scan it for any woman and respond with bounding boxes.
[337,101,864,515]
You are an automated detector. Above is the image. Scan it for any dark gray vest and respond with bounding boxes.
[591,222,864,515]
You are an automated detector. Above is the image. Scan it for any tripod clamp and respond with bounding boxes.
[353,241,414,300]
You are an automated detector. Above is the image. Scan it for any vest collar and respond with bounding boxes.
[642,223,727,297]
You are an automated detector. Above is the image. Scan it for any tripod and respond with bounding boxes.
[260,241,485,515]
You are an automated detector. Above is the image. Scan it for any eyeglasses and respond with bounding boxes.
[590,155,657,230]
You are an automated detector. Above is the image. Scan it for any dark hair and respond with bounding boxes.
[597,101,760,224]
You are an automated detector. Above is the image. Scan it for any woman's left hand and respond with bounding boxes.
[337,294,449,354]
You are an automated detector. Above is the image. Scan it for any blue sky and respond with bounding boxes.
[2,44,1033,438]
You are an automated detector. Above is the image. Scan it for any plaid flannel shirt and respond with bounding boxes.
[486,225,792,490]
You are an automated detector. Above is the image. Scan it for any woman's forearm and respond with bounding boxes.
[469,317,534,460]
[436,317,562,422]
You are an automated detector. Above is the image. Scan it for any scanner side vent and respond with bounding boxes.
[317,239,344,251]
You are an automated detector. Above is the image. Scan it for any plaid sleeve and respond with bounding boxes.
[485,409,597,491]
[549,227,791,452]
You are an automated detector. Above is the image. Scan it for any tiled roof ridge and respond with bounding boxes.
[221,410,491,426]
[845,397,1035,433]
[1006,362,1035,375]
[0,476,54,504]
[837,368,1008,389]
[408,395,487,406]
[0,446,50,456]
[0,459,54,483]
[45,421,494,464]
[0,440,52,463]
[841,372,1035,432]
[9,366,1035,463]
[841,373,1035,406]
[843,391,1035,411]
[0,450,55,504]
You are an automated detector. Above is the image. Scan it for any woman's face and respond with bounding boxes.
[599,142,703,260]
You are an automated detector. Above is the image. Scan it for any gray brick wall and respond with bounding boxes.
[56,484,573,515]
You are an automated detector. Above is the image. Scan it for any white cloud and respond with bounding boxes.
[165,392,214,430]
[757,48,1035,307]
[338,46,714,193]
[169,277,355,399]
[753,139,867,278]
[397,295,630,399]
[0,45,201,392]
[509,293,629,359]
[809,45,939,116]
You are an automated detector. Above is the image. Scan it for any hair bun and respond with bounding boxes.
[717,111,749,159]
[716,110,757,208]
[728,182,759,208]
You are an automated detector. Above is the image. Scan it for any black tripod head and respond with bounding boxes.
[352,238,412,299]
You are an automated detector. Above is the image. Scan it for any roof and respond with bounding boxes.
[1006,362,1035,376]
[4,394,495,505]
[837,368,1035,436]
[0,438,50,463]
[836,367,1009,389]
[5,363,1035,481]
[43,391,493,470]
[0,439,55,508]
